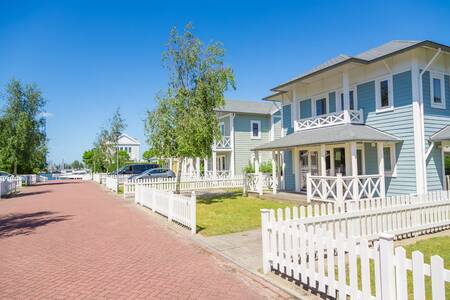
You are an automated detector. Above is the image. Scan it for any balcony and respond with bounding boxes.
[294,109,364,131]
[213,136,231,150]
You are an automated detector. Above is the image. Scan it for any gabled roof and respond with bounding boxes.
[270,40,450,92]
[430,125,450,141]
[252,124,400,151]
[216,100,281,115]
[118,133,140,145]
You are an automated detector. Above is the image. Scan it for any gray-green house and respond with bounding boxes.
[205,100,281,176]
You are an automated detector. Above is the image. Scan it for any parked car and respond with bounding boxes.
[132,168,175,180]
[0,171,12,177]
[110,163,159,176]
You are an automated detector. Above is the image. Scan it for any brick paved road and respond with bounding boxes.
[0,181,288,299]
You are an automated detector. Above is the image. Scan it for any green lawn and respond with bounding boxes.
[402,236,450,299]
[196,190,291,236]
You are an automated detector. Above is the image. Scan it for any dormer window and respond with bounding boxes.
[375,75,393,112]
[431,72,446,109]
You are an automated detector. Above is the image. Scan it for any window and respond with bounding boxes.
[339,90,356,110]
[431,72,446,109]
[315,98,327,115]
[250,120,261,139]
[219,122,225,135]
[383,145,397,177]
[375,76,393,111]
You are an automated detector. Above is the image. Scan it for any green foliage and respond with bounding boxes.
[82,108,127,172]
[145,23,234,191]
[106,150,130,173]
[0,79,48,174]
[243,160,272,174]
[71,160,83,170]
[143,149,157,161]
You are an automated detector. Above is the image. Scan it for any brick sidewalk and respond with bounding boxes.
[0,181,288,299]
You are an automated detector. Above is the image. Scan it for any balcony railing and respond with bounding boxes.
[294,109,364,131]
[213,136,231,149]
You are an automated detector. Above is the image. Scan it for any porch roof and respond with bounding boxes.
[252,124,401,151]
[430,125,450,141]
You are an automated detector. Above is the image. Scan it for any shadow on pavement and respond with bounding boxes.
[0,211,73,238]
[8,190,52,198]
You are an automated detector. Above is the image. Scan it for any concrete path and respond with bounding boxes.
[0,181,290,299]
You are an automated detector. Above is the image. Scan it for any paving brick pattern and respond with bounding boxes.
[0,181,287,299]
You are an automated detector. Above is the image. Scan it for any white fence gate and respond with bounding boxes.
[261,190,450,299]
[135,185,196,234]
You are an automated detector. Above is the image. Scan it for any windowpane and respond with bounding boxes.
[316,98,327,115]
[340,93,344,110]
[383,147,392,172]
[252,122,259,137]
[380,80,389,107]
[433,78,442,103]
[349,90,355,110]
[220,123,225,135]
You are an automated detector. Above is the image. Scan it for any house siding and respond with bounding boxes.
[282,104,293,134]
[357,70,417,195]
[422,72,450,191]
[282,104,295,190]
[233,113,271,175]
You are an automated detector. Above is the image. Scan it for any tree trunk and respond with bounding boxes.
[176,158,182,194]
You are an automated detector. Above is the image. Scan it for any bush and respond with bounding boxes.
[242,160,272,173]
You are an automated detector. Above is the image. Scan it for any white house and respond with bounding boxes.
[117,133,141,162]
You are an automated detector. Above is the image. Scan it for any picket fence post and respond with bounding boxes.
[190,191,196,235]
[261,209,271,273]
[306,173,312,203]
[336,173,344,206]
[378,233,395,300]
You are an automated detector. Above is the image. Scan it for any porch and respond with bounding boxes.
[251,123,401,204]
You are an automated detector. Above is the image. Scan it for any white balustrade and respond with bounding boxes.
[0,176,22,198]
[213,136,231,149]
[294,109,363,131]
[307,173,383,203]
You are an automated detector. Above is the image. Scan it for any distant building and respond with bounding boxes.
[117,133,140,162]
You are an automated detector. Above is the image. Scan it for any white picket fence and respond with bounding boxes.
[93,173,107,184]
[124,175,244,197]
[0,176,22,198]
[261,190,450,299]
[135,185,196,234]
[105,176,118,192]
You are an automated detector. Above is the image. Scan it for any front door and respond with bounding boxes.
[299,150,319,191]
[334,148,346,175]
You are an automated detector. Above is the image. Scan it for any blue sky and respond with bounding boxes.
[1,0,449,164]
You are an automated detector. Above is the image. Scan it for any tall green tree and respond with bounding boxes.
[145,23,235,192]
[0,79,48,174]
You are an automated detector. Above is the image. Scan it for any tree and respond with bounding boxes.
[143,149,158,162]
[0,79,48,174]
[106,150,130,172]
[145,23,234,192]
[71,160,83,170]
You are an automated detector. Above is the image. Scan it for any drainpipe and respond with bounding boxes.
[417,48,442,193]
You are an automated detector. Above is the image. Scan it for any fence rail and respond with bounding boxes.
[0,176,22,198]
[261,190,450,299]
[124,175,244,197]
[135,185,196,234]
[245,173,274,195]
[294,109,364,131]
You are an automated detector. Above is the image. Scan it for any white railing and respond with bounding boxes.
[245,173,274,195]
[93,173,107,184]
[213,136,231,149]
[294,109,364,131]
[203,170,231,178]
[21,174,37,185]
[0,176,22,198]
[261,190,450,299]
[135,185,196,234]
[307,173,384,203]
[105,176,118,192]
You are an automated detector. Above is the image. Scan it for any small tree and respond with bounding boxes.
[145,23,234,192]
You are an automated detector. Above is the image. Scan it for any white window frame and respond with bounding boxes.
[312,94,329,117]
[219,121,225,135]
[384,144,397,177]
[250,120,261,139]
[430,71,446,109]
[375,75,394,112]
[336,88,358,111]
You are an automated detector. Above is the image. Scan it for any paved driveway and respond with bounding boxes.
[0,181,288,299]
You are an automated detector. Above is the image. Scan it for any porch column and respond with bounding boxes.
[330,148,335,176]
[230,113,235,176]
[293,149,300,192]
[320,144,326,176]
[377,142,386,198]
[254,151,263,195]
[196,157,201,177]
[350,142,359,200]
[203,158,208,176]
[342,70,350,110]
[272,151,278,194]
[212,151,217,178]
[277,151,282,190]
[169,158,173,170]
